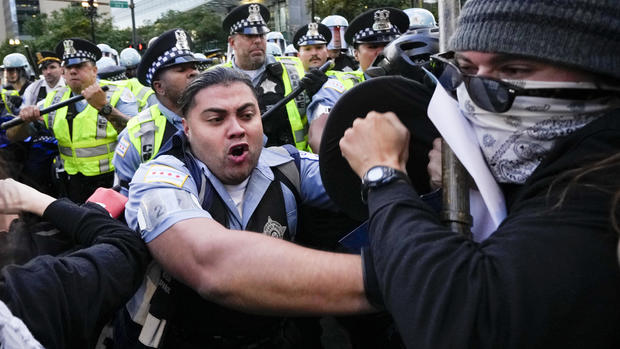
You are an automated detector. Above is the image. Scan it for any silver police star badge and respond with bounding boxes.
[307,22,320,37]
[247,4,264,23]
[63,40,77,56]
[175,30,190,51]
[373,9,392,31]
[263,216,286,239]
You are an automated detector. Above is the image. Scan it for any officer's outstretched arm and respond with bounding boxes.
[147,217,376,316]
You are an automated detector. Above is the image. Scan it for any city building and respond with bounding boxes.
[1,0,110,41]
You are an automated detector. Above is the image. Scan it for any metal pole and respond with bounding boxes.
[130,0,137,48]
[89,0,96,43]
[438,0,472,237]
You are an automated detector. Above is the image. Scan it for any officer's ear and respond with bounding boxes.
[152,79,164,96]
[353,46,360,62]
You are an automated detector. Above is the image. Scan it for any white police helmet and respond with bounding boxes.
[266,42,283,56]
[96,56,117,70]
[3,53,29,69]
[321,15,348,50]
[266,31,286,53]
[284,44,298,57]
[404,8,437,31]
[120,47,141,69]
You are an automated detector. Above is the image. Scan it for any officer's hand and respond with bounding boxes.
[18,105,41,123]
[340,111,410,179]
[427,138,442,190]
[301,68,328,98]
[82,84,107,110]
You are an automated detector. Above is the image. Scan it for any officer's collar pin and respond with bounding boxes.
[373,9,392,31]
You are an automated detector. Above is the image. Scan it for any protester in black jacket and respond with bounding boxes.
[0,178,149,348]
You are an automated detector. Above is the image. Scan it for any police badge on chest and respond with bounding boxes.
[263,216,286,239]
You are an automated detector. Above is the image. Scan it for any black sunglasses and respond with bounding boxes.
[429,51,619,113]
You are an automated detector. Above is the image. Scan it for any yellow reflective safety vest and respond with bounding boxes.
[43,82,123,176]
[1,88,19,114]
[126,104,169,162]
[126,78,154,112]
[215,57,308,151]
[326,70,365,89]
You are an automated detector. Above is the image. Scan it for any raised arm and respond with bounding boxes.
[147,217,374,316]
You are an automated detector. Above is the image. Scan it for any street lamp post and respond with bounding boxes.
[130,0,137,48]
[81,0,98,43]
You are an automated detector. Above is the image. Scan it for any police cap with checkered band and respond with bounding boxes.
[137,28,198,87]
[345,7,409,46]
[292,23,332,50]
[223,3,270,36]
[55,38,102,67]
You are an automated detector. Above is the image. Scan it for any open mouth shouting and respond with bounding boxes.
[228,143,249,163]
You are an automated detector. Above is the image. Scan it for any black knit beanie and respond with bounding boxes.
[449,0,620,80]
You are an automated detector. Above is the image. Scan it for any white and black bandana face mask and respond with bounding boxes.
[457,80,620,184]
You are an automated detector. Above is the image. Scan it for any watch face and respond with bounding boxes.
[366,166,385,181]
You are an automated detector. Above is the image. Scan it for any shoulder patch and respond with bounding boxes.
[299,150,319,160]
[324,78,345,93]
[120,87,137,103]
[115,137,130,158]
[144,164,189,187]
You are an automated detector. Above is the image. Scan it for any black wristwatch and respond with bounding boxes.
[361,166,410,203]
[99,103,113,117]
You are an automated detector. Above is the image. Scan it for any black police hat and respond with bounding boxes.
[98,65,127,81]
[319,76,439,221]
[35,50,61,69]
[345,7,409,46]
[137,28,198,86]
[223,3,270,36]
[55,38,102,67]
[293,23,332,50]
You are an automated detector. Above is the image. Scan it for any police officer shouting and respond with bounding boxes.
[119,67,335,348]
[18,38,138,203]
[114,28,199,196]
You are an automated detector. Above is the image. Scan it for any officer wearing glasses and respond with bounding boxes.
[104,1,620,348]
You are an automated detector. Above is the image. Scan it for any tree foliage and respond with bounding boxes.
[1,3,228,64]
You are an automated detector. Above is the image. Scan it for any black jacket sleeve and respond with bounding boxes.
[0,198,150,349]
[363,113,620,349]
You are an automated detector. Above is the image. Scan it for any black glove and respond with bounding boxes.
[300,68,328,98]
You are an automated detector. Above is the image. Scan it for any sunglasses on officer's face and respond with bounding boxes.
[429,51,619,113]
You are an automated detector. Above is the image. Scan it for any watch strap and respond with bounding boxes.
[361,166,409,203]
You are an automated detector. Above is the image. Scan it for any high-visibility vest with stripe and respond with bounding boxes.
[1,88,19,114]
[126,78,154,112]
[43,82,122,176]
[215,57,308,151]
[326,70,365,89]
[126,104,168,162]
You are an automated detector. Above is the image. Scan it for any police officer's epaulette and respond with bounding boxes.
[266,62,283,76]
